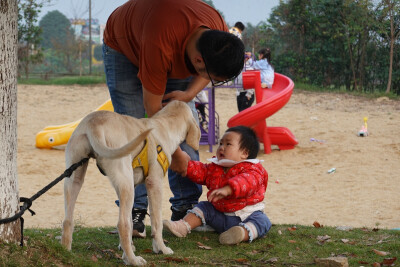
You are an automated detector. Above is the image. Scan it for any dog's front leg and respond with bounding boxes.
[146,173,173,255]
[112,166,147,266]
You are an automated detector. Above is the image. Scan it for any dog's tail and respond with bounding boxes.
[90,129,152,159]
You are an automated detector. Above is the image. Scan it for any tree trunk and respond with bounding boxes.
[386,3,394,94]
[0,0,21,243]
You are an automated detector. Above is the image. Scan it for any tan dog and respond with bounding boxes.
[61,100,200,266]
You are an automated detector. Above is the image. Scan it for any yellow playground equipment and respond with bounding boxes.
[35,99,113,148]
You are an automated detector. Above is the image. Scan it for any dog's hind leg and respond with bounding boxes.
[146,173,174,255]
[61,139,89,250]
[108,160,147,266]
[62,134,91,250]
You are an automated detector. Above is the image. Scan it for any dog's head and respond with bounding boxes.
[162,101,200,150]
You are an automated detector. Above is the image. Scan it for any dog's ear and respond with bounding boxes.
[186,117,200,150]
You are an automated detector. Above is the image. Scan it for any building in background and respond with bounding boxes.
[70,18,102,44]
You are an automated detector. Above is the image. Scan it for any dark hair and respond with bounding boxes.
[258,48,272,64]
[226,126,259,159]
[234,21,245,32]
[197,30,244,80]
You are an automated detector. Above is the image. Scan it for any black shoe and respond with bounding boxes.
[115,200,147,238]
[132,208,147,238]
[170,204,195,221]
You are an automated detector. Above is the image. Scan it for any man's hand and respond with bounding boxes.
[207,185,232,203]
[162,90,192,105]
[170,148,191,177]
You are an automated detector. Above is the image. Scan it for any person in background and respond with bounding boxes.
[236,52,255,112]
[251,48,275,89]
[229,22,256,112]
[103,0,244,238]
[163,126,272,245]
[229,21,245,39]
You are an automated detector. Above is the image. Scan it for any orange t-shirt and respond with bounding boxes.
[104,0,228,95]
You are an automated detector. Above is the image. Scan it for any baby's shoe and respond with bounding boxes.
[219,226,246,245]
[163,219,191,237]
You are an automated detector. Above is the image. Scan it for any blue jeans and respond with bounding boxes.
[192,201,271,240]
[103,43,202,210]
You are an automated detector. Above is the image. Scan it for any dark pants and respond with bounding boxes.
[237,92,255,112]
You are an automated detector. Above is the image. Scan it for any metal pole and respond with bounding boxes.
[89,0,92,74]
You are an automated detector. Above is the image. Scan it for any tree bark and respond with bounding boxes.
[0,0,21,243]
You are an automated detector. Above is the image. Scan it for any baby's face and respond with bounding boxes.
[216,131,248,162]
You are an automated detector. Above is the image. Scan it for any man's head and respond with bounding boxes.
[197,30,244,86]
[234,22,245,32]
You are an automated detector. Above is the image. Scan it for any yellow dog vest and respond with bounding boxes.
[131,139,169,176]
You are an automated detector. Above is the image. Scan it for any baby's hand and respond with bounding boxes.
[208,185,232,203]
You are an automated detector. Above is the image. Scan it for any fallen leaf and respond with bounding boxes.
[235,258,248,263]
[313,221,323,228]
[288,240,296,243]
[143,249,153,253]
[382,257,397,266]
[359,261,369,264]
[373,249,390,256]
[341,239,349,243]
[91,255,98,262]
[266,257,278,263]
[164,257,188,263]
[317,235,331,242]
[278,230,282,235]
[373,263,381,267]
[287,226,297,231]
[288,251,293,257]
[197,242,212,250]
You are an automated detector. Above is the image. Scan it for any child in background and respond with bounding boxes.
[236,52,255,112]
[251,48,275,89]
[163,126,271,245]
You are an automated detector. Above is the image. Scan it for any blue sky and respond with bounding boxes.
[39,0,280,26]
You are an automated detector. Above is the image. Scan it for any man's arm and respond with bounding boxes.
[142,87,164,117]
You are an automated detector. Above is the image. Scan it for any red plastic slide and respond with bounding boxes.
[227,71,298,154]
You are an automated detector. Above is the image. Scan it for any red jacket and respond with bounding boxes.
[187,161,268,213]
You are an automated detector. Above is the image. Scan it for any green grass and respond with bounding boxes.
[1,225,399,266]
[18,75,106,86]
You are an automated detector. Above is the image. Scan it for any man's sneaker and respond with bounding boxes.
[132,208,147,238]
[170,204,195,221]
[115,200,147,238]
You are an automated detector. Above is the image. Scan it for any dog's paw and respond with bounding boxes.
[122,254,147,266]
[162,246,174,255]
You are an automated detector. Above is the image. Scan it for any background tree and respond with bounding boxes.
[39,10,73,50]
[0,0,21,243]
[375,0,400,93]
[39,10,79,74]
[17,0,44,78]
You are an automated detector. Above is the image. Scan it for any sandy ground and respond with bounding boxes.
[17,84,400,230]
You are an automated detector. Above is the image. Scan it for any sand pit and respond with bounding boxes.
[17,84,400,230]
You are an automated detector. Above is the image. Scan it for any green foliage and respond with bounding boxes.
[18,0,45,78]
[244,0,400,95]
[39,10,73,50]
[0,225,399,266]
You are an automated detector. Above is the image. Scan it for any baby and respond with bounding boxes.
[163,126,271,244]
